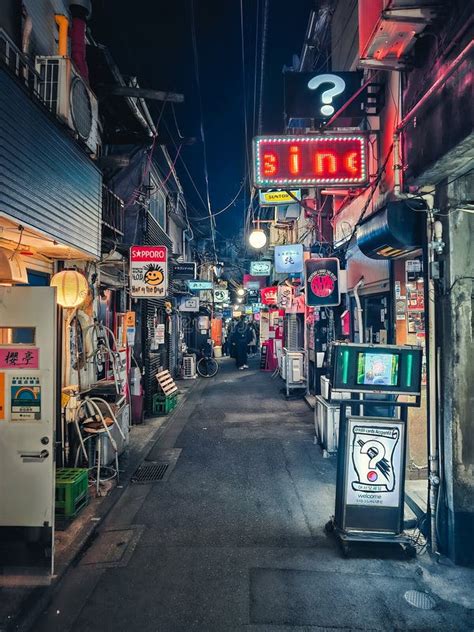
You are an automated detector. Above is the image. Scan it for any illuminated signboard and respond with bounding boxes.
[253,135,368,188]
[274,244,304,273]
[305,258,341,307]
[250,261,272,276]
[258,189,301,206]
[187,280,213,291]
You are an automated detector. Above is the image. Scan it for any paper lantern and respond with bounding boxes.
[248,229,267,249]
[50,270,89,308]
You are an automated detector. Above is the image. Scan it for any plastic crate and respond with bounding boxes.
[55,468,89,518]
[152,392,178,415]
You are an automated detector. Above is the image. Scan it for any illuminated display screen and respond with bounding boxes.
[253,135,368,188]
[356,353,399,387]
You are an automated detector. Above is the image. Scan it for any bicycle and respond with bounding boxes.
[197,351,219,378]
[185,345,219,378]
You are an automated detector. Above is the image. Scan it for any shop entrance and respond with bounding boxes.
[0,287,57,584]
[363,293,392,345]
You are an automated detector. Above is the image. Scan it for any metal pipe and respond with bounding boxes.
[54,15,69,57]
[426,211,439,553]
[353,277,364,344]
[396,40,474,133]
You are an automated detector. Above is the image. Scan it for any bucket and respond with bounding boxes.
[214,346,222,358]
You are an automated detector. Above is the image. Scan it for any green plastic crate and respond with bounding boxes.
[55,468,89,517]
[152,392,178,415]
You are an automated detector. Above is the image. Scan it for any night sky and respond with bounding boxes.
[92,0,314,236]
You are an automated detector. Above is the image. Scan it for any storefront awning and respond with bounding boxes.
[357,199,427,259]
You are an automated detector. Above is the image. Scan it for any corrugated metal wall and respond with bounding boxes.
[0,68,102,258]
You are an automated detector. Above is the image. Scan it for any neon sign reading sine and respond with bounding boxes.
[254,135,368,187]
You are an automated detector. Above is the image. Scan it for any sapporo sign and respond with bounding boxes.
[130,246,168,298]
[305,257,340,307]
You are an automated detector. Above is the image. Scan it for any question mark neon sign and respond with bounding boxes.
[307,74,346,117]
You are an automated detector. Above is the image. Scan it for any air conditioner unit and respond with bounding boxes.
[358,0,440,70]
[183,354,197,379]
[36,56,100,155]
[287,353,304,384]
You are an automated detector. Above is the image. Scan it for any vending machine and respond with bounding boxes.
[325,343,423,557]
[0,287,57,582]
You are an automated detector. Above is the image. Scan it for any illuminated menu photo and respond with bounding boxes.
[253,135,368,188]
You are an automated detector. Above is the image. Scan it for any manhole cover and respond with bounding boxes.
[131,462,169,483]
[404,590,436,610]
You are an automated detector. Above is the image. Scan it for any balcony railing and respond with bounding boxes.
[0,28,42,99]
[102,185,124,236]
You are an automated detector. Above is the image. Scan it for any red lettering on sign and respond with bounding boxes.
[263,152,278,176]
[289,145,301,175]
[314,152,337,175]
[344,151,359,175]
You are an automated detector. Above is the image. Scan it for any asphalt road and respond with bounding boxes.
[34,357,474,631]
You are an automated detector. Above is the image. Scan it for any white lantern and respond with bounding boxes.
[237,288,245,296]
[50,270,89,308]
[248,229,267,249]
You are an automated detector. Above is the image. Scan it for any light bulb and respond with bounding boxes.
[248,229,267,249]
[237,288,245,296]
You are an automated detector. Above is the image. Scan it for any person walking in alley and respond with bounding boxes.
[231,316,252,369]
[248,322,257,357]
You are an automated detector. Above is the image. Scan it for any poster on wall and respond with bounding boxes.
[130,246,168,298]
[345,418,404,508]
[277,285,293,309]
[10,376,42,421]
[305,258,341,307]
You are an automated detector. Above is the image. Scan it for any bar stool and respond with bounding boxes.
[74,397,125,495]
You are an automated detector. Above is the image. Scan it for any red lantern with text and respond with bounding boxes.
[253,135,368,188]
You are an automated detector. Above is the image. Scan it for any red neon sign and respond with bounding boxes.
[253,135,368,188]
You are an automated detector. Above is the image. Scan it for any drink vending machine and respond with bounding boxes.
[325,343,423,557]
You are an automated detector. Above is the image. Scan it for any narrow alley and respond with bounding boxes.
[34,359,473,632]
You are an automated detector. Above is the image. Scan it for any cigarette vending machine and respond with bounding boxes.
[0,287,57,583]
[325,343,423,557]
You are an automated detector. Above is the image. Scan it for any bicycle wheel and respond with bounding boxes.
[197,356,218,378]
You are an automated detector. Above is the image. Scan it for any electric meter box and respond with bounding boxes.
[329,343,422,396]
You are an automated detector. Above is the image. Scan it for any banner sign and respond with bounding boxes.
[213,288,229,303]
[284,71,364,122]
[187,280,213,291]
[258,189,301,206]
[173,262,196,280]
[0,348,39,369]
[179,297,199,312]
[345,418,404,508]
[274,244,304,273]
[260,286,278,305]
[277,285,293,309]
[130,246,168,298]
[250,260,272,276]
[305,258,341,307]
[253,134,368,188]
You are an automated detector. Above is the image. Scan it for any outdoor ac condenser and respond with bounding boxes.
[287,353,304,384]
[35,56,100,155]
[183,354,197,379]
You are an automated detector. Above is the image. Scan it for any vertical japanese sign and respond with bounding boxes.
[130,246,168,298]
[305,258,341,307]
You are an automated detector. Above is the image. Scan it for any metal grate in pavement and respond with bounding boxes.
[404,590,436,610]
[131,462,169,483]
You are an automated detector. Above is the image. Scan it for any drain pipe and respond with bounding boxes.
[54,15,69,57]
[353,277,365,344]
[69,0,91,81]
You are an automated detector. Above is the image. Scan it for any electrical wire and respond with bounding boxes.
[190,0,217,261]
[257,0,269,135]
